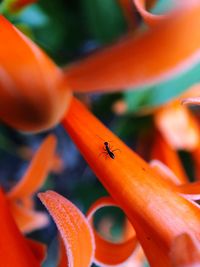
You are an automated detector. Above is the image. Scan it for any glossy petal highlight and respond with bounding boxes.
[182,97,200,106]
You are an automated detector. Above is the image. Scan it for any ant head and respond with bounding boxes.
[104,141,108,146]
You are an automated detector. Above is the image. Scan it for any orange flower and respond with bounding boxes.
[1,1,200,132]
[155,99,200,152]
[64,1,200,91]
[153,85,200,182]
[61,97,200,267]
[38,191,138,267]
[6,134,56,233]
[0,188,46,267]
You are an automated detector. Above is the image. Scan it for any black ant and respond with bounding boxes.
[96,136,120,159]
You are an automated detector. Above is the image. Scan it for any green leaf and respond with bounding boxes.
[151,0,174,14]
[81,0,127,44]
[123,60,200,113]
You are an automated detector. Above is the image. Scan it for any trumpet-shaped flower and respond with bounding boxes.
[60,97,200,267]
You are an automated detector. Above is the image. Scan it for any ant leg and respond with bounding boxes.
[112,149,121,154]
[98,151,107,158]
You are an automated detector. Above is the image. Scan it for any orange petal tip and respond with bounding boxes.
[38,190,95,267]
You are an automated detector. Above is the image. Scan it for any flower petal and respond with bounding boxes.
[150,160,182,185]
[26,239,47,264]
[38,190,94,267]
[57,236,69,267]
[0,188,41,267]
[133,0,165,27]
[86,196,138,266]
[170,233,200,267]
[9,201,49,233]
[182,97,200,106]
[151,132,187,182]
[0,16,71,132]
[65,2,200,91]
[118,0,138,29]
[155,102,200,151]
[8,134,56,199]
[177,181,200,196]
[192,146,200,181]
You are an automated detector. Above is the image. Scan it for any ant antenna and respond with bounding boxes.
[96,134,104,141]
[95,135,112,143]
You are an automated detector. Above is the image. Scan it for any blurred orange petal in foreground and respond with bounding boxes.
[0,188,46,267]
[65,1,200,91]
[61,97,200,267]
[5,134,56,233]
[0,16,71,132]
[1,1,200,132]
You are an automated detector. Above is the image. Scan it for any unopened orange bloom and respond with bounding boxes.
[61,97,200,267]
